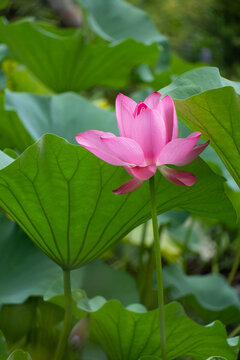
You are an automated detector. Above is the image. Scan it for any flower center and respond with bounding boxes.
[133,101,148,117]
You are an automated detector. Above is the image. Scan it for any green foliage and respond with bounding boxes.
[0,134,235,269]
[161,68,240,187]
[4,89,117,149]
[0,331,7,360]
[6,351,32,360]
[161,67,240,99]
[0,19,159,93]
[77,0,167,45]
[0,213,60,306]
[175,87,240,187]
[163,265,240,325]
[0,0,239,358]
[0,210,139,306]
[89,300,238,360]
[0,148,13,169]
[129,0,240,78]
[0,0,8,11]
[0,331,32,359]
[0,94,33,153]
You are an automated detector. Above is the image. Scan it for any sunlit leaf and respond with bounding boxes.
[161,67,240,99]
[3,61,51,94]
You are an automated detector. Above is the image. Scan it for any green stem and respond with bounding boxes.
[149,176,167,360]
[228,239,240,284]
[229,324,240,338]
[212,232,222,274]
[182,218,194,272]
[141,245,155,308]
[138,221,148,269]
[54,269,72,360]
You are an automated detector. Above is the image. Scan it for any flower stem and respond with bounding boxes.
[229,324,240,338]
[228,238,240,284]
[149,176,167,360]
[54,269,72,360]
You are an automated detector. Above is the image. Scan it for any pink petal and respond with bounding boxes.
[76,130,144,166]
[127,164,156,180]
[115,93,136,137]
[159,166,197,186]
[157,132,201,166]
[131,107,167,164]
[101,134,145,166]
[160,95,178,142]
[144,91,162,109]
[113,178,143,194]
[174,141,209,166]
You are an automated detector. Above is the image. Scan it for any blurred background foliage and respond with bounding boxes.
[128,0,240,79]
[1,0,240,79]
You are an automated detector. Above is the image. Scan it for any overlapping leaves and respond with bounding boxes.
[3,89,117,151]
[163,265,240,325]
[0,19,159,93]
[64,299,238,360]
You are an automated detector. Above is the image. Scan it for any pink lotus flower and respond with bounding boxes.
[76,92,209,194]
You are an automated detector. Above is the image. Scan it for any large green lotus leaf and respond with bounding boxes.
[6,351,32,360]
[175,87,240,188]
[160,68,240,187]
[89,300,238,360]
[44,295,239,360]
[161,67,240,99]
[0,134,235,269]
[163,265,240,325]
[77,0,166,45]
[0,20,159,93]
[4,89,117,147]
